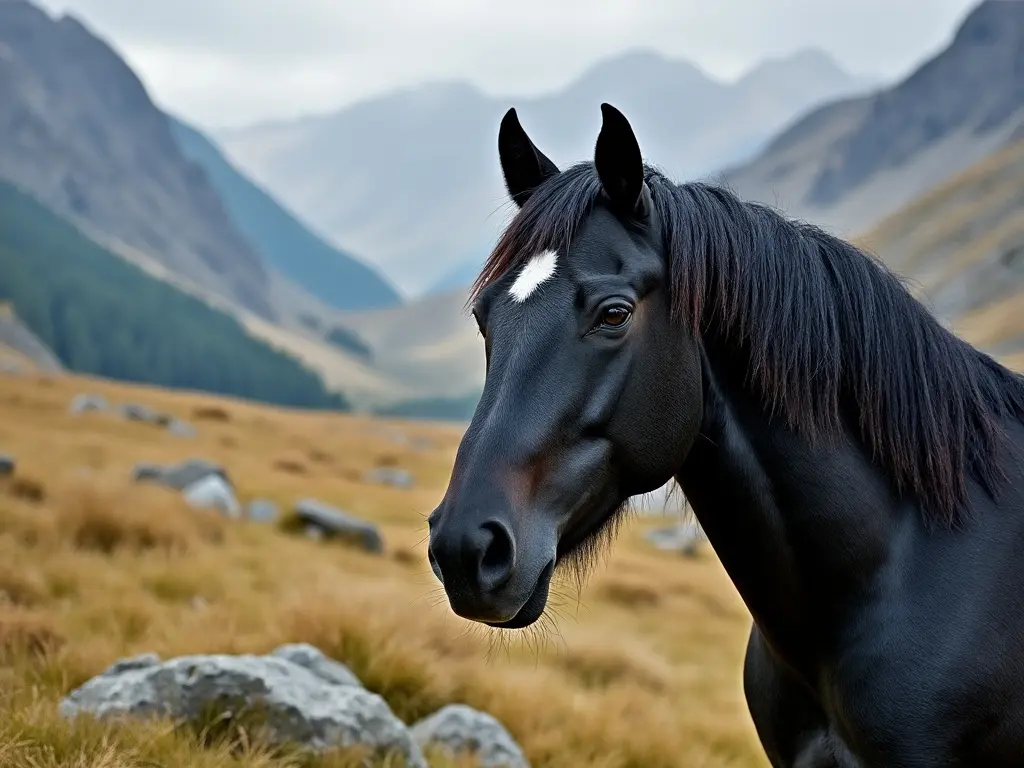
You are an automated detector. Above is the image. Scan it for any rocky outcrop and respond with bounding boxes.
[59,645,530,767]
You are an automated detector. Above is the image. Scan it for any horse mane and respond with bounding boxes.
[471,162,1024,528]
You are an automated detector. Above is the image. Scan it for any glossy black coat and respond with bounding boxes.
[427,103,1024,766]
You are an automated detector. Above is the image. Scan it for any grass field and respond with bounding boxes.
[0,370,765,768]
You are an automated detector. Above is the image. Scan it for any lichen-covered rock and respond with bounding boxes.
[60,651,425,767]
[411,704,530,768]
[270,643,362,689]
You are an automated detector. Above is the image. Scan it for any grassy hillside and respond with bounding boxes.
[169,117,402,312]
[0,371,764,767]
[858,138,1024,361]
[0,181,348,411]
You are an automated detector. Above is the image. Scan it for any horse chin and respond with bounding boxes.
[482,560,554,630]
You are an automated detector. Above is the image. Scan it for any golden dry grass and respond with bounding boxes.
[0,370,765,768]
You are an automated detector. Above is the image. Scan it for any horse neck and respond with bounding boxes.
[676,343,905,669]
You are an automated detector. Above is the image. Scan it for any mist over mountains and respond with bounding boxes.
[215,47,880,296]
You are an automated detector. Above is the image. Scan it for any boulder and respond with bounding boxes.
[411,704,530,768]
[132,458,228,491]
[59,650,425,767]
[643,522,706,557]
[131,459,239,519]
[120,403,160,423]
[270,643,361,689]
[166,418,197,438]
[69,393,109,415]
[182,474,241,519]
[365,467,414,489]
[293,499,383,554]
[247,499,281,524]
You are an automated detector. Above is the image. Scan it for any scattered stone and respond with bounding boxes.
[132,458,228,491]
[293,499,384,554]
[130,463,165,483]
[365,467,414,489]
[132,459,239,519]
[182,474,241,519]
[247,499,280,524]
[644,522,706,557]
[59,650,425,767]
[0,454,14,478]
[270,644,362,689]
[411,704,530,768]
[166,418,197,438]
[120,403,160,422]
[69,393,108,415]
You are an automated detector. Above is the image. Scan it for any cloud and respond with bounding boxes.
[34,0,982,128]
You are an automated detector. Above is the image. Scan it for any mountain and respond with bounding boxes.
[858,137,1024,370]
[167,116,402,312]
[0,179,348,410]
[217,48,879,296]
[0,0,279,319]
[720,0,1024,238]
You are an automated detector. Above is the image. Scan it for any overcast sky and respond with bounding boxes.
[36,0,982,131]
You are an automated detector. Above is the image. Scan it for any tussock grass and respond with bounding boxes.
[0,371,766,767]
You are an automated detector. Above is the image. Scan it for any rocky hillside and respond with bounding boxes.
[0,0,275,319]
[168,116,402,312]
[721,0,1024,238]
[217,48,877,296]
[859,137,1024,369]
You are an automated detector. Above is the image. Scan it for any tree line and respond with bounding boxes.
[0,181,349,411]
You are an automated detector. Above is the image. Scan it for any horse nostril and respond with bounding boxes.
[476,519,516,593]
[427,546,443,584]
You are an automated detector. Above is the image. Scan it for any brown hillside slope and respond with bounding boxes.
[0,370,763,767]
[858,138,1024,363]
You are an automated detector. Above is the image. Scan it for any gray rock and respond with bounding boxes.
[181,474,241,519]
[411,704,529,768]
[644,522,706,557]
[120,403,160,423]
[247,499,281,524]
[166,418,197,438]
[132,458,229,492]
[69,393,108,414]
[270,644,361,688]
[131,463,165,483]
[365,467,414,489]
[0,454,14,478]
[59,651,425,767]
[294,499,383,554]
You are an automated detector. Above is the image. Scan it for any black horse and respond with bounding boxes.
[426,103,1024,766]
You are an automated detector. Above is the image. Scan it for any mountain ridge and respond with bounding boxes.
[719,0,1024,238]
[168,116,401,312]
[0,0,278,318]
[217,46,881,296]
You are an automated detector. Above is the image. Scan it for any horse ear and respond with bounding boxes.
[594,103,649,219]
[498,107,559,208]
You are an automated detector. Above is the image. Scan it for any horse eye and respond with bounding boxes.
[600,306,632,328]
